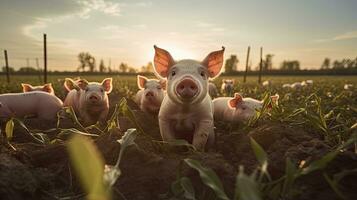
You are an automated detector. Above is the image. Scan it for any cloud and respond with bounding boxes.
[315,30,357,43]
[120,1,153,7]
[196,21,226,34]
[333,30,357,40]
[78,0,121,18]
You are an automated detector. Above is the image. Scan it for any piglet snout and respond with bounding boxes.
[145,91,154,97]
[89,95,101,103]
[176,78,198,99]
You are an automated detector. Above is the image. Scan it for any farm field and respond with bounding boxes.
[1,74,357,200]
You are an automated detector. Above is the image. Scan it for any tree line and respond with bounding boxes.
[2,51,357,74]
[224,53,357,73]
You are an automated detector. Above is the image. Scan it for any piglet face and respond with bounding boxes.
[168,60,208,103]
[153,45,225,104]
[223,79,234,91]
[77,78,113,105]
[137,75,165,104]
[228,93,260,121]
[0,102,12,118]
[228,93,279,121]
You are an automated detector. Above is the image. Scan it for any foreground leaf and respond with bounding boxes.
[67,135,109,200]
[184,158,229,200]
[5,118,14,140]
[234,166,262,200]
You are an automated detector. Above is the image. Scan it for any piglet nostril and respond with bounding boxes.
[89,95,98,100]
[146,92,154,97]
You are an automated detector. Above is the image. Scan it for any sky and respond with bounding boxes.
[0,0,357,71]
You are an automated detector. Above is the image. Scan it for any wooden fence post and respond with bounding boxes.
[4,50,10,83]
[243,46,250,83]
[258,47,263,84]
[43,33,47,84]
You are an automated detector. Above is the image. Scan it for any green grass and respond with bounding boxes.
[1,74,357,200]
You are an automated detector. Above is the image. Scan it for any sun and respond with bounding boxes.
[154,42,197,60]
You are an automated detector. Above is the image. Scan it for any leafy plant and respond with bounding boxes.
[184,158,230,200]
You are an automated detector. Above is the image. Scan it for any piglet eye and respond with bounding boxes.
[157,86,161,89]
[200,71,205,77]
[85,88,89,92]
[100,88,104,92]
[171,71,176,76]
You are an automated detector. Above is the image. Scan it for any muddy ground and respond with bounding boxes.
[1,94,357,200]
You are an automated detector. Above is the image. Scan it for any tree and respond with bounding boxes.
[78,52,96,72]
[321,58,330,69]
[140,62,154,73]
[119,62,129,73]
[2,66,15,73]
[128,67,137,73]
[280,60,300,71]
[18,67,38,73]
[99,59,106,73]
[332,60,343,69]
[262,54,274,71]
[224,55,238,73]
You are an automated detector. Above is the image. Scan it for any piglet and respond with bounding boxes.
[290,82,302,89]
[135,75,165,114]
[22,83,55,95]
[0,92,63,120]
[208,82,219,98]
[262,80,272,87]
[282,83,291,88]
[221,79,234,96]
[213,93,279,122]
[63,78,113,125]
[344,84,353,90]
[153,45,225,150]
[301,80,313,87]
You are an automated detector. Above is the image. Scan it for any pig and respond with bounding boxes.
[344,84,353,90]
[213,93,279,122]
[301,80,313,87]
[221,79,234,96]
[0,92,63,120]
[21,83,55,95]
[208,82,219,98]
[63,78,113,125]
[135,75,165,114]
[262,80,272,87]
[282,83,291,88]
[153,45,225,150]
[290,82,302,89]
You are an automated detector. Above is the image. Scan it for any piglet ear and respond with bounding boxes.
[137,75,147,89]
[228,93,243,108]
[21,83,33,92]
[64,78,80,91]
[159,79,167,90]
[43,83,54,94]
[77,79,89,90]
[153,45,175,78]
[202,46,225,78]
[268,94,279,108]
[101,78,113,93]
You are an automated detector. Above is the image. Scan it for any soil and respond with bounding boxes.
[0,94,357,200]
